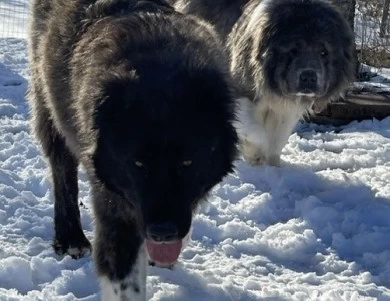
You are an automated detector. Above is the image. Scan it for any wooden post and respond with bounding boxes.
[330,0,359,76]
[330,0,356,31]
[380,0,390,38]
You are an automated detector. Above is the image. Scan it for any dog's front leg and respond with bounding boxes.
[94,214,146,301]
[100,246,146,301]
[234,97,269,165]
[261,105,303,166]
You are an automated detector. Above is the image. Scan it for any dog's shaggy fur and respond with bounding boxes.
[173,0,246,41]
[28,0,237,299]
[173,0,355,166]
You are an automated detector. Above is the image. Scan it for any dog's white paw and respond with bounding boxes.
[241,139,267,166]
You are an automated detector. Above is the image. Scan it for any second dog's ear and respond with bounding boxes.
[96,72,140,122]
[186,67,235,120]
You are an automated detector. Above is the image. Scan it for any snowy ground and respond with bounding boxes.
[1,5,390,301]
[354,11,390,94]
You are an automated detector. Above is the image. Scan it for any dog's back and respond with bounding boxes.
[172,0,245,40]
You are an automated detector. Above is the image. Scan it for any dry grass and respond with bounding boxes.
[356,0,390,70]
[359,47,390,69]
[357,0,384,18]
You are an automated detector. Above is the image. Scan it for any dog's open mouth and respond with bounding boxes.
[145,239,182,267]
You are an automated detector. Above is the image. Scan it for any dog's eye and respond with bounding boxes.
[289,48,298,55]
[182,160,192,167]
[320,49,328,57]
[134,161,144,167]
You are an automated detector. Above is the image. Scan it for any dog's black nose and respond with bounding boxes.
[299,70,317,90]
[146,222,179,242]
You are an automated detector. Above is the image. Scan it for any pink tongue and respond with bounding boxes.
[145,239,182,266]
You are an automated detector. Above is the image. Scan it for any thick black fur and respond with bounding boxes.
[172,0,247,40]
[28,0,237,296]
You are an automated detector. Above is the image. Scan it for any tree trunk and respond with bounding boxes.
[330,0,359,77]
[330,0,356,31]
[380,0,390,38]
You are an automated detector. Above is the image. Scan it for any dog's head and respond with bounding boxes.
[91,61,237,265]
[253,0,355,105]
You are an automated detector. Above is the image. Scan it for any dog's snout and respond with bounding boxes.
[299,70,317,90]
[300,70,317,84]
[146,222,179,242]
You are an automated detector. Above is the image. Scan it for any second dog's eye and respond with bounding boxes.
[134,161,144,167]
[289,48,298,55]
[320,49,328,57]
[182,160,192,166]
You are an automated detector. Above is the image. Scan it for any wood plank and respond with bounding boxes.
[308,92,390,125]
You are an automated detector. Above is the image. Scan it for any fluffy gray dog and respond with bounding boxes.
[174,0,355,166]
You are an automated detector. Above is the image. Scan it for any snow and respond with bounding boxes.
[355,64,390,94]
[1,5,390,301]
[354,9,390,94]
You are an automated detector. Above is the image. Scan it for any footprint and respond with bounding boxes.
[2,79,23,86]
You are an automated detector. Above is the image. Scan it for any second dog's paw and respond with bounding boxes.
[267,155,281,167]
[241,139,268,166]
[243,153,267,166]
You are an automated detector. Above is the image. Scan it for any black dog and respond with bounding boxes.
[28,0,237,299]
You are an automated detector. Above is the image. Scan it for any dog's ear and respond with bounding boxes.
[95,71,139,125]
[185,67,238,151]
[186,67,234,118]
[92,74,141,196]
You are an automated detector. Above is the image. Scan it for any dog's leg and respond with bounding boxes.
[31,97,91,258]
[49,134,91,258]
[240,138,268,165]
[235,97,269,165]
[261,105,303,166]
[94,214,146,301]
[100,247,146,301]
